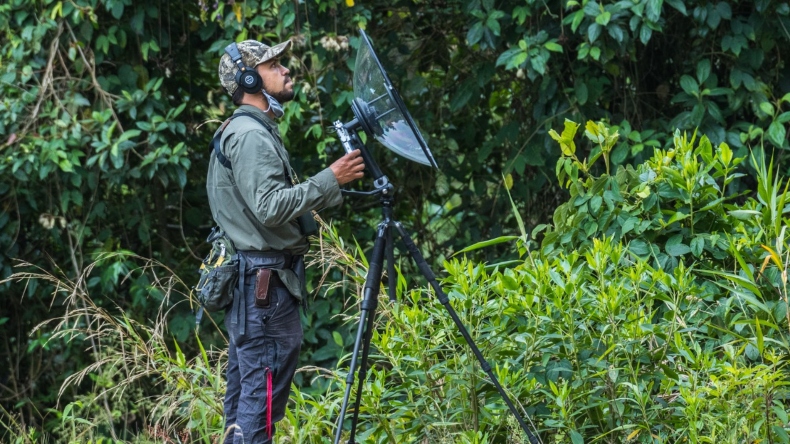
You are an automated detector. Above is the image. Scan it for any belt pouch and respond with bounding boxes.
[255,268,272,308]
[297,212,319,237]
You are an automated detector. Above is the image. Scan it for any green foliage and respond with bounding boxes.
[538,118,786,281]
[4,120,790,443]
[325,121,790,442]
[3,0,790,440]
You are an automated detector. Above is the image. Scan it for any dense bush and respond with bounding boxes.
[332,121,790,443]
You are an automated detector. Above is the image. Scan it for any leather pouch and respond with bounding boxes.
[255,268,272,308]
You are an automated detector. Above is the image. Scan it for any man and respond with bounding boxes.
[209,39,364,444]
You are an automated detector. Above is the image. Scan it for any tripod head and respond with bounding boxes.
[332,116,391,198]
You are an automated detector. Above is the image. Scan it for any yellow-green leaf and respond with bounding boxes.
[718,142,732,166]
[50,1,63,19]
[585,120,603,143]
[761,244,783,269]
[504,173,514,190]
[550,119,580,156]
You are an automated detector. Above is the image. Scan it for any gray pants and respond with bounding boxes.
[223,254,303,444]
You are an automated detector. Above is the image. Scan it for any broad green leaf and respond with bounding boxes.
[544,41,563,52]
[666,210,688,225]
[691,236,704,256]
[513,6,529,24]
[571,10,584,32]
[767,121,787,148]
[772,425,790,442]
[589,195,603,214]
[665,0,687,14]
[639,25,652,44]
[608,24,624,42]
[486,15,502,35]
[111,1,124,19]
[696,59,711,84]
[666,235,691,256]
[595,11,611,26]
[530,54,547,74]
[759,102,775,116]
[496,47,523,67]
[467,22,484,45]
[588,23,602,43]
[707,7,723,28]
[716,1,732,19]
[680,75,699,96]
[509,52,529,69]
[776,407,790,426]
[575,82,589,105]
[646,0,663,22]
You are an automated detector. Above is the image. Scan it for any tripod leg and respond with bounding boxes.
[334,224,387,444]
[348,227,386,442]
[386,225,397,302]
[392,221,542,444]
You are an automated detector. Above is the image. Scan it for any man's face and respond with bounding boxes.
[256,58,294,103]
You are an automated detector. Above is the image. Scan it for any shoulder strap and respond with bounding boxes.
[209,112,278,171]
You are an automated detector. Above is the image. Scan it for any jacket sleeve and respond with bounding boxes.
[228,128,343,227]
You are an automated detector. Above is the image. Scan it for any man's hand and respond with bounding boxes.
[330,149,365,185]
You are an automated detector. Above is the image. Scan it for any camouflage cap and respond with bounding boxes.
[218,39,292,95]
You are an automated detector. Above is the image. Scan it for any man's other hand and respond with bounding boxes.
[330,149,365,185]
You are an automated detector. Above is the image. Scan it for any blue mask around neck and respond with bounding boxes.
[262,90,284,118]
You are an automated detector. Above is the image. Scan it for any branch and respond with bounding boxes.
[63,20,124,133]
[19,22,63,137]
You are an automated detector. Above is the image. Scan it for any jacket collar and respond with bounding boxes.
[234,105,277,128]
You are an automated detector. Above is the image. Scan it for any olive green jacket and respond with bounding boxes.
[206,105,342,297]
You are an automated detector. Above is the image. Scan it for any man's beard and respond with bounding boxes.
[263,78,294,104]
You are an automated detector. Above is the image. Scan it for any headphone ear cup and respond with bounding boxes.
[236,69,262,94]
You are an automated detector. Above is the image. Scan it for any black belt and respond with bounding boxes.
[238,250,296,269]
[269,271,287,289]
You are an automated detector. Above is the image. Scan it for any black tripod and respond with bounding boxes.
[331,160,541,444]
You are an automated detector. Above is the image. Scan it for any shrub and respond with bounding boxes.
[329,121,790,443]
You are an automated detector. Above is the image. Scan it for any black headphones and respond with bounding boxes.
[225,42,263,94]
